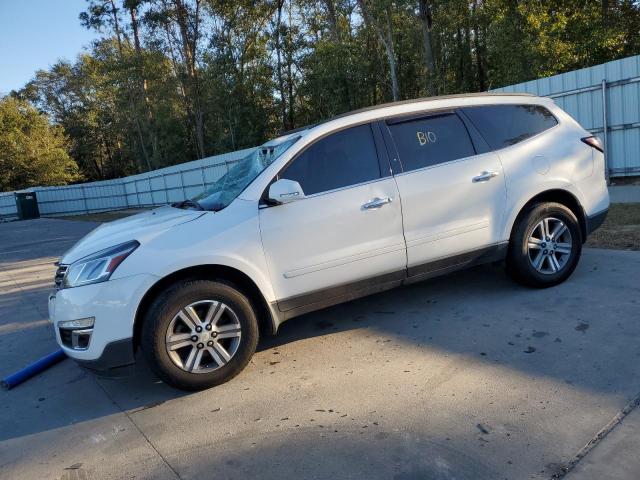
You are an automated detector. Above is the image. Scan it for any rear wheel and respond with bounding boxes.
[141,279,258,390]
[507,202,582,288]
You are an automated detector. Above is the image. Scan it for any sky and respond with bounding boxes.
[0,0,98,95]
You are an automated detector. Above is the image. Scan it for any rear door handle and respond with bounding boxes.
[472,171,499,183]
[362,197,393,210]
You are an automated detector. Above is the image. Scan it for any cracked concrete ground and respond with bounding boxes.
[1,217,639,480]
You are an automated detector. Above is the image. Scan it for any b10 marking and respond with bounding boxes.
[417,131,437,145]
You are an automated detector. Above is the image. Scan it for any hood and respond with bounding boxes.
[60,206,207,264]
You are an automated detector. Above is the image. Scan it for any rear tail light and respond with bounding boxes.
[581,136,604,152]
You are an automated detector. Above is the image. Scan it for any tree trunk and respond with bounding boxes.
[286,2,295,128]
[463,15,473,92]
[129,3,161,166]
[384,6,399,101]
[358,0,399,101]
[275,0,288,129]
[109,0,152,171]
[472,0,486,91]
[174,0,205,159]
[109,0,124,52]
[417,0,436,95]
[323,0,339,39]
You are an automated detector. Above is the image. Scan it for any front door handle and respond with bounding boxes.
[362,197,393,210]
[472,171,499,183]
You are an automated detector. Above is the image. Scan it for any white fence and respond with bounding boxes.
[0,147,256,220]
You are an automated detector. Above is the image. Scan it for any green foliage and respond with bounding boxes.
[0,97,81,192]
[3,0,639,188]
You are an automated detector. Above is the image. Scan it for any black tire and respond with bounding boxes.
[141,279,259,391]
[506,202,582,288]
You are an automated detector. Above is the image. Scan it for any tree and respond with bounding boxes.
[80,0,155,170]
[0,97,81,191]
[6,0,639,186]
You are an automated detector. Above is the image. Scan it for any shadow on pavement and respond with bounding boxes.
[1,217,639,480]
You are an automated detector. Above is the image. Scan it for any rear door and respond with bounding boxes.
[259,123,407,313]
[382,110,507,278]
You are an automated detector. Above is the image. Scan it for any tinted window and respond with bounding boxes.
[387,113,475,172]
[461,104,558,150]
[281,124,381,195]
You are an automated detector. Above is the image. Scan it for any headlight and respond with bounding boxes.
[63,240,139,288]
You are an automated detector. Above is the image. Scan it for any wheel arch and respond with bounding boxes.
[132,264,279,351]
[507,188,587,243]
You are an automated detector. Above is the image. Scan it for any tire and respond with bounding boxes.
[506,202,582,288]
[141,279,259,391]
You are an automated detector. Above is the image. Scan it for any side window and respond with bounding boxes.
[461,104,558,150]
[281,124,381,195]
[386,113,475,172]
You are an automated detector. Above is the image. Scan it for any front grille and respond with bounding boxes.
[54,264,68,289]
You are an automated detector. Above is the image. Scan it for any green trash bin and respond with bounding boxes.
[15,192,40,220]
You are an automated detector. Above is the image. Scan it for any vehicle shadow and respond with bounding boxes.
[90,249,639,414]
[162,424,502,480]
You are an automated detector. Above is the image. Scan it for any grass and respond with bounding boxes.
[585,203,640,251]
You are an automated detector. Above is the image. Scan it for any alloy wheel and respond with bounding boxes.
[527,216,573,275]
[165,300,242,373]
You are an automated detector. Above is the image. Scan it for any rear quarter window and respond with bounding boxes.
[461,104,558,151]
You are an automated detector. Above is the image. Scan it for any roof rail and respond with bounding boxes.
[279,92,535,135]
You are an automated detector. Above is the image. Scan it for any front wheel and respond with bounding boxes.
[141,279,259,391]
[506,202,582,288]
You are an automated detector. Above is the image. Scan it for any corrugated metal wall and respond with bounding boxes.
[0,193,16,219]
[492,55,640,177]
[0,147,256,220]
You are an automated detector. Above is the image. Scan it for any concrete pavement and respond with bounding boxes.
[565,406,640,479]
[1,217,639,480]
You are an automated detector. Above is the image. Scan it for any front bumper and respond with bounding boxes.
[75,338,136,376]
[49,273,159,373]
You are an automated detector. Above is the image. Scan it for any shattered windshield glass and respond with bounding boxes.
[192,135,301,211]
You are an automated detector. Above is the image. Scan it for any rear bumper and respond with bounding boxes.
[586,208,608,236]
[74,338,135,377]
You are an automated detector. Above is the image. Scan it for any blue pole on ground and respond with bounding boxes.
[1,349,67,390]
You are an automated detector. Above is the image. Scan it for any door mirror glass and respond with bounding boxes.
[268,179,305,204]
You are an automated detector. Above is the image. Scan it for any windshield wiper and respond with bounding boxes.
[171,199,204,211]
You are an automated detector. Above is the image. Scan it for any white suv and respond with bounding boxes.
[49,93,609,390]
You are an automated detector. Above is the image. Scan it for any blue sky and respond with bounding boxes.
[0,0,98,95]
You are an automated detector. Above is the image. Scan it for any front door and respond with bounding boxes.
[259,124,407,313]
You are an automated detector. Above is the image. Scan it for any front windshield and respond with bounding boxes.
[193,135,300,211]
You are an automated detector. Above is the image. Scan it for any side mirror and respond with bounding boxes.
[268,179,305,204]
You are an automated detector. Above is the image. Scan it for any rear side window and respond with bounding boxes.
[386,113,475,172]
[281,124,381,195]
[461,104,558,150]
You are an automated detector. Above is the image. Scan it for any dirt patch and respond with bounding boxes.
[585,203,640,251]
